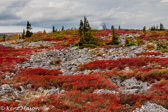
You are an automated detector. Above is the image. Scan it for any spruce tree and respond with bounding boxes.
[62,26,64,31]
[111,25,114,30]
[77,16,98,48]
[103,24,107,30]
[3,35,6,41]
[26,21,33,37]
[160,23,164,31]
[108,26,119,45]
[143,26,146,32]
[22,29,25,39]
[118,25,121,30]
[79,20,84,38]
[52,26,55,32]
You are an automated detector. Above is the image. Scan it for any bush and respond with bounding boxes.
[56,35,65,39]
[157,41,168,49]
[145,44,155,50]
[160,48,168,53]
[124,37,135,47]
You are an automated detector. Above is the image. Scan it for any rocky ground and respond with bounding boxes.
[0,40,168,112]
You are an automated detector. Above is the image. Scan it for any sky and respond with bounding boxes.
[0,0,168,33]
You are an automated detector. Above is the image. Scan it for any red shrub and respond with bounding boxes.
[136,52,163,56]
[19,68,62,76]
[13,73,119,91]
[147,80,168,108]
[79,57,168,70]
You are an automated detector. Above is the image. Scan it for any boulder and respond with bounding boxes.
[1,84,13,93]
[133,101,168,112]
[93,89,118,94]
[120,77,151,94]
[47,88,60,96]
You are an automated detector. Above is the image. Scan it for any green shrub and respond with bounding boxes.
[125,37,135,46]
[157,41,168,49]
[136,36,143,46]
[160,49,168,53]
[56,35,65,39]
[159,68,168,74]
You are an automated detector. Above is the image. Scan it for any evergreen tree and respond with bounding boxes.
[52,26,55,32]
[3,35,6,41]
[26,21,33,37]
[111,25,114,30]
[22,29,25,39]
[83,16,90,33]
[19,35,21,39]
[62,26,64,31]
[118,25,121,30]
[150,25,156,31]
[77,16,98,48]
[43,30,46,34]
[143,26,146,32]
[160,23,164,31]
[107,26,119,45]
[102,24,107,30]
[79,20,84,38]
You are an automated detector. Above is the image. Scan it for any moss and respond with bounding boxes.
[56,35,65,39]
[159,68,168,74]
[160,48,168,53]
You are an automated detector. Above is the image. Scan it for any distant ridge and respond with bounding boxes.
[0,32,22,37]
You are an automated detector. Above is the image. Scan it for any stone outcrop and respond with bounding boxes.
[134,101,168,112]
[119,77,152,94]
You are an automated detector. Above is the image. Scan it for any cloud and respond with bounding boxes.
[0,26,51,33]
[161,0,168,2]
[0,0,168,32]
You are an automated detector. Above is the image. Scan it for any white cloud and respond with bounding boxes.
[0,0,168,32]
[161,0,168,2]
[0,26,50,33]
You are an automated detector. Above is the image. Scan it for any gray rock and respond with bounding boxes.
[38,87,44,93]
[120,77,151,94]
[1,95,12,101]
[133,101,168,112]
[27,84,33,89]
[1,84,13,93]
[93,89,118,94]
[5,75,11,80]
[20,86,25,93]
[47,88,60,96]
[60,90,65,94]
[15,44,154,75]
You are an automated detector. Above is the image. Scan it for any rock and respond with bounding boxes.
[14,91,20,97]
[38,87,44,93]
[16,45,148,75]
[20,86,25,93]
[120,77,151,94]
[1,84,13,93]
[93,89,118,94]
[47,88,60,96]
[124,67,130,72]
[27,84,33,89]
[5,75,11,80]
[1,95,11,101]
[121,89,139,94]
[133,101,168,112]
[60,90,65,94]
[111,77,121,86]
